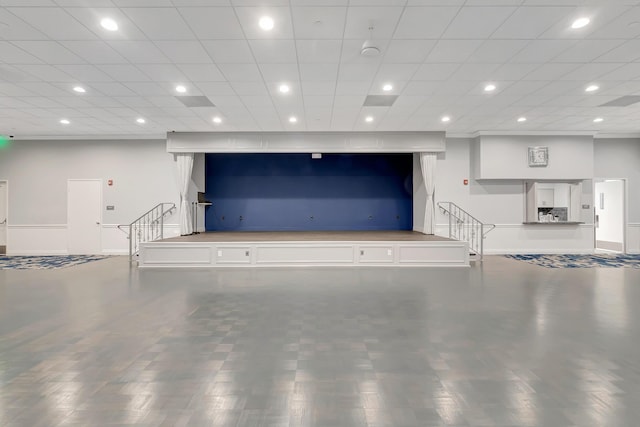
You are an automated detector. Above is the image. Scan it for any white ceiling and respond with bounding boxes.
[1,0,640,138]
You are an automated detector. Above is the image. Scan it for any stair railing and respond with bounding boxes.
[437,201,495,261]
[117,202,176,262]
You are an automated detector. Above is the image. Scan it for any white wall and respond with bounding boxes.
[594,138,640,253]
[474,135,594,180]
[433,138,595,254]
[0,139,190,254]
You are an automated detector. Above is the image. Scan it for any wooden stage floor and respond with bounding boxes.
[161,230,452,243]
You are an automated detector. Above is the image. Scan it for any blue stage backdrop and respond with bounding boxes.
[204,153,413,231]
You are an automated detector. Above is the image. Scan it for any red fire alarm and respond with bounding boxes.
[463,179,469,185]
[108,179,113,186]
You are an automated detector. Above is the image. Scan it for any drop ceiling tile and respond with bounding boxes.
[60,41,128,64]
[235,7,294,39]
[510,40,577,63]
[178,7,244,39]
[64,8,148,41]
[412,63,460,81]
[593,39,640,62]
[492,7,572,39]
[393,7,459,39]
[443,7,516,39]
[211,96,245,107]
[450,63,501,81]
[155,41,212,64]
[124,82,170,96]
[85,82,137,97]
[383,40,436,63]
[553,39,627,63]
[523,63,581,80]
[296,40,342,63]
[259,63,300,83]
[16,82,70,97]
[343,6,403,39]
[299,63,339,81]
[121,8,195,40]
[56,64,114,82]
[304,96,334,107]
[100,65,151,82]
[335,80,371,95]
[230,81,269,96]
[0,9,48,40]
[467,40,529,63]
[108,41,171,63]
[13,41,86,65]
[136,64,188,82]
[7,8,97,40]
[0,42,43,64]
[218,63,263,82]
[491,63,539,81]
[402,81,441,95]
[338,63,378,81]
[302,81,336,95]
[425,40,483,63]
[240,96,273,107]
[15,64,75,82]
[559,63,624,81]
[178,64,226,82]
[599,63,640,81]
[375,64,419,82]
[202,40,255,63]
[292,6,347,39]
[249,40,298,63]
[195,82,236,96]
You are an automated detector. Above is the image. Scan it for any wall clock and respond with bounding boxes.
[528,146,548,167]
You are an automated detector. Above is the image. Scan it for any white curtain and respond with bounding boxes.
[420,152,437,235]
[176,153,194,236]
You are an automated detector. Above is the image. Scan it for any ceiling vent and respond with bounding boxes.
[175,96,215,108]
[363,95,398,107]
[599,96,640,107]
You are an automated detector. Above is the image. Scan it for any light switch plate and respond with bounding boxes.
[582,204,590,209]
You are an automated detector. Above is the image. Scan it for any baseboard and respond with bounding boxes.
[8,250,69,255]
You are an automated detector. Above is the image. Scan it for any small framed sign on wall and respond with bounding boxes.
[528,146,548,167]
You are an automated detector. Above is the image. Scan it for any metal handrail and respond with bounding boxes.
[437,201,495,262]
[117,202,176,262]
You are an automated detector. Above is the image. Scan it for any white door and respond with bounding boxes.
[595,179,625,252]
[0,181,7,255]
[68,179,102,254]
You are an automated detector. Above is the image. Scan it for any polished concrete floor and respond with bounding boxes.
[1,257,639,427]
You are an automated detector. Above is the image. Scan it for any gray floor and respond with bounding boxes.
[1,257,639,427]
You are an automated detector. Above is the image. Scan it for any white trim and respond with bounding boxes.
[0,179,7,253]
[167,131,446,153]
[472,130,595,137]
[8,224,67,229]
[594,133,640,139]
[13,134,166,141]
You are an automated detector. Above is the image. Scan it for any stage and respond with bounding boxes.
[138,231,469,268]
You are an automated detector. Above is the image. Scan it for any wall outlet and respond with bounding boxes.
[239,215,243,221]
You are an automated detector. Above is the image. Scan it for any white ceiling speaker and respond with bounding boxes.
[360,26,380,57]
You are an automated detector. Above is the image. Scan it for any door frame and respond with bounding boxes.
[0,180,7,254]
[67,179,103,254]
[593,178,627,253]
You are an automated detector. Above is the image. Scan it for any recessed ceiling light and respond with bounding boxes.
[60,119,70,125]
[213,116,222,124]
[585,84,599,93]
[279,84,290,94]
[382,84,393,92]
[517,117,527,123]
[484,84,496,92]
[571,17,590,29]
[441,116,451,123]
[136,118,145,124]
[365,116,374,122]
[259,16,274,31]
[73,86,85,93]
[593,117,604,123]
[175,85,187,93]
[100,18,118,31]
[289,116,297,123]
